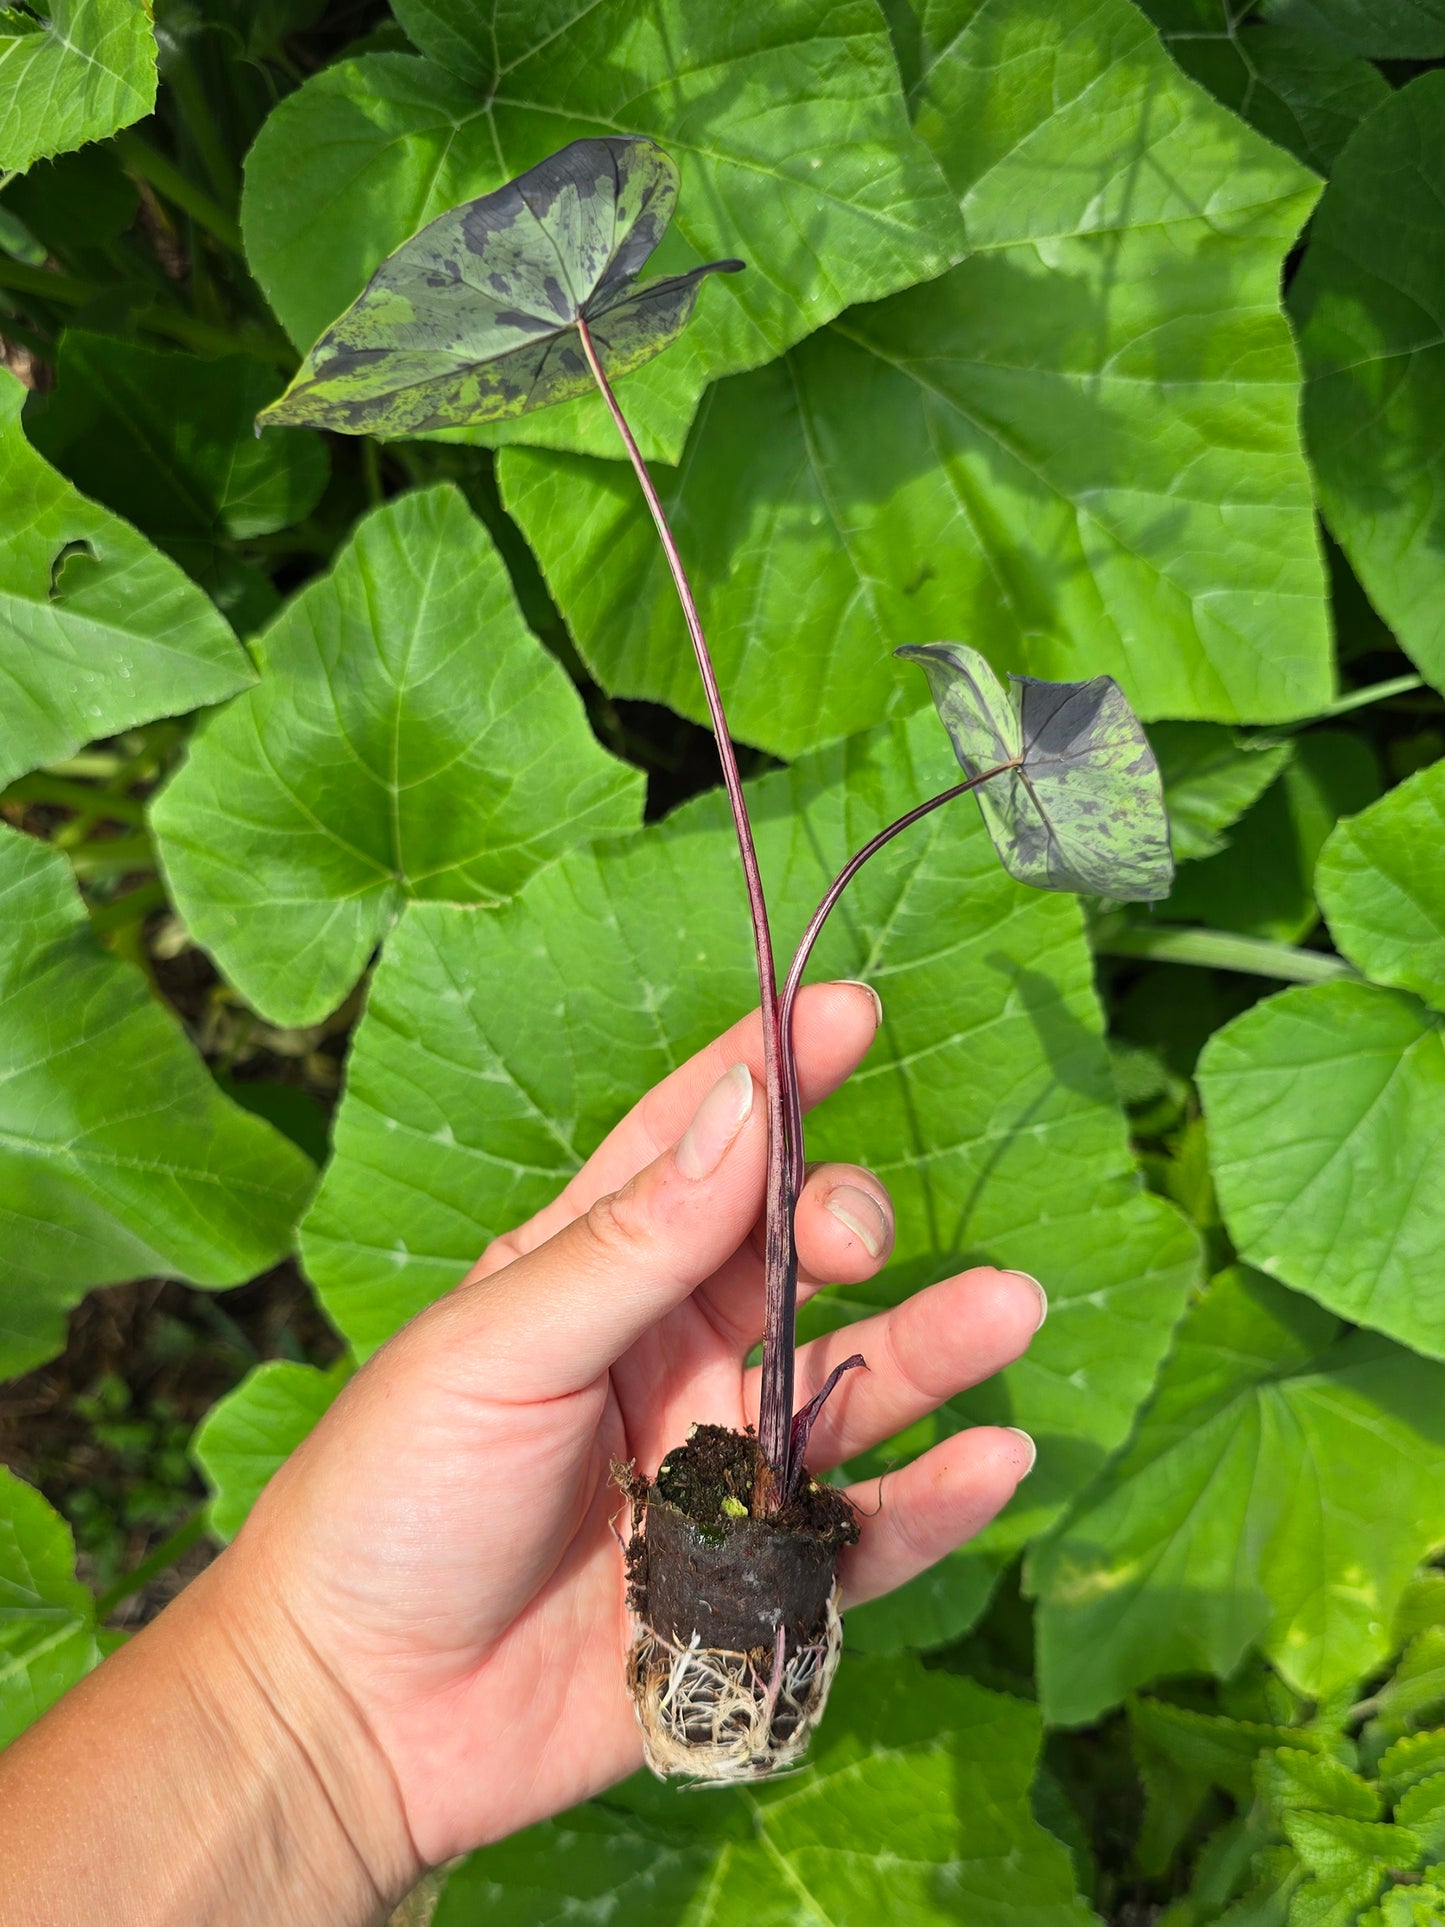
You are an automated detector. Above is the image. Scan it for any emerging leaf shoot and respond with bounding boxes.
[896,642,1175,902]
[258,136,743,436]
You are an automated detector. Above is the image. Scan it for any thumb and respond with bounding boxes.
[434,1062,766,1399]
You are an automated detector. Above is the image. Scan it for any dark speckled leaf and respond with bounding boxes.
[898,642,1173,902]
[259,136,741,436]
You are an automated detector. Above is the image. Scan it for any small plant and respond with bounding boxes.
[262,136,1174,1782]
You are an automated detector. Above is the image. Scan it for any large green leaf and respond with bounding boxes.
[260,137,742,438]
[1198,981,1445,1360]
[1293,76,1445,695]
[435,1659,1098,1927]
[151,485,643,1028]
[193,1358,351,1541]
[1137,1,1388,175]
[1266,0,1445,59]
[240,3,961,461]
[0,371,253,789]
[1030,1267,1445,1725]
[1160,730,1379,940]
[0,0,156,174]
[300,707,1198,1651]
[0,1467,98,1750]
[500,0,1331,758]
[1151,724,1296,865]
[30,332,329,574]
[1317,762,1445,1012]
[0,827,316,1381]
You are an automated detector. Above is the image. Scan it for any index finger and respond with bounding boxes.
[468,980,881,1278]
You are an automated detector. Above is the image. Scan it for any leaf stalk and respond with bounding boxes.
[575,318,800,1503]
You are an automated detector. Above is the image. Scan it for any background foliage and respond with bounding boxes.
[1,2,1443,1921]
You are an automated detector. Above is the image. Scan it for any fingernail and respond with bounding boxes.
[1004,1427,1037,1477]
[1005,1269,1048,1332]
[825,1183,890,1259]
[837,980,883,1027]
[676,1063,753,1181]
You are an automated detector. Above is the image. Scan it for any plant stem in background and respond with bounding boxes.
[92,1508,210,1621]
[575,318,799,1502]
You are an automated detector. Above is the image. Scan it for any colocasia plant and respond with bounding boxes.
[263,138,1174,1783]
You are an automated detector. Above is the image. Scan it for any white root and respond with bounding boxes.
[626,1586,843,1784]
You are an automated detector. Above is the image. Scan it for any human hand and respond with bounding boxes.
[214,979,1043,1890]
[0,983,1043,1923]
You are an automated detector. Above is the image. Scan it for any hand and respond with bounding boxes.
[0,984,1044,1927]
[227,981,1044,1878]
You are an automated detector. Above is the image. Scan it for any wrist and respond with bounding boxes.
[179,1546,424,1921]
[0,1539,422,1927]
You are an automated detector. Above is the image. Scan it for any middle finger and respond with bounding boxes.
[741,1264,1046,1470]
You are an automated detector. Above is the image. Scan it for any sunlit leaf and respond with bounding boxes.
[1199,982,1445,1360]
[1294,76,1445,695]
[898,642,1174,902]
[1317,762,1445,1013]
[260,138,742,438]
[0,828,316,1380]
[1031,1268,1445,1724]
[500,0,1332,753]
[435,1659,1099,1927]
[151,485,643,1028]
[0,1467,98,1749]
[0,372,254,788]
[193,1359,351,1541]
[0,0,156,174]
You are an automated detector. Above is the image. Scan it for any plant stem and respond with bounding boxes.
[575,317,797,1499]
[1,773,148,824]
[778,767,1017,1193]
[114,130,245,255]
[0,256,97,306]
[93,1508,211,1621]
[1092,920,1358,984]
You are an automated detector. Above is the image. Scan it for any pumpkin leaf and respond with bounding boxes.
[1293,76,1445,696]
[1031,1268,1445,1724]
[1199,981,1445,1361]
[0,371,254,788]
[0,1467,99,1749]
[259,137,742,438]
[433,1659,1099,1927]
[0,827,316,1380]
[0,0,156,175]
[897,642,1174,902]
[1316,760,1445,1012]
[193,1359,352,1542]
[240,6,960,461]
[499,0,1333,754]
[150,485,643,1029]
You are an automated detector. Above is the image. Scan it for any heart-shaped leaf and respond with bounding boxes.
[258,136,741,437]
[897,642,1174,902]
